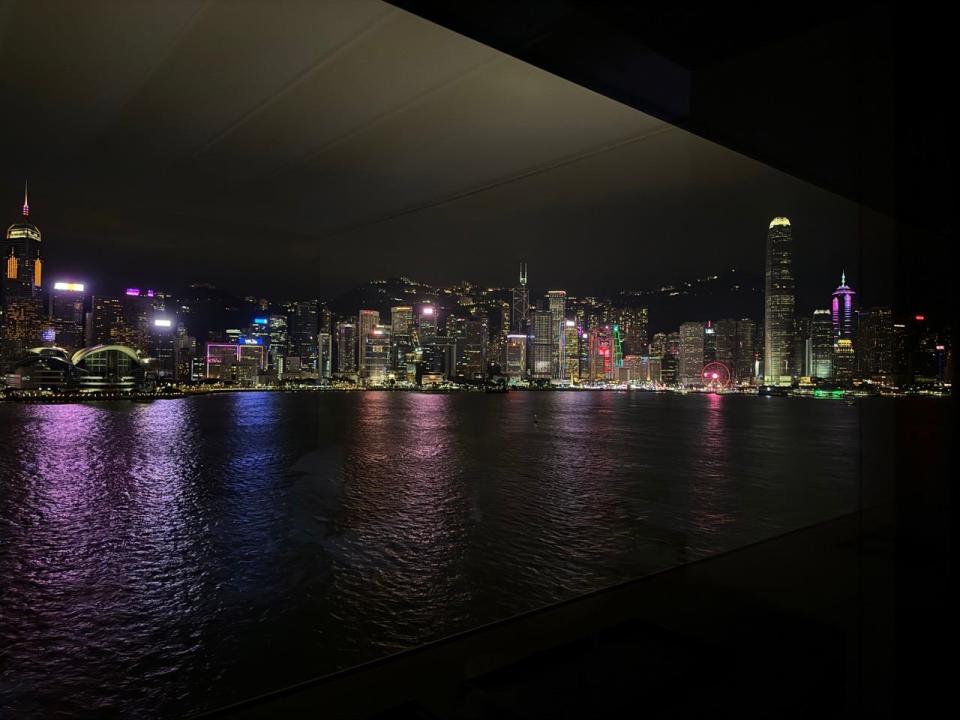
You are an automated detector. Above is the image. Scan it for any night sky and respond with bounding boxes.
[1,0,877,311]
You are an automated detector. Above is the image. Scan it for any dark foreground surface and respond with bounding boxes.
[0,392,912,717]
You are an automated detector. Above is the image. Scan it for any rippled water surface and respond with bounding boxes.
[0,391,860,717]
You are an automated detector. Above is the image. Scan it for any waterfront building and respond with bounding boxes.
[587,326,613,382]
[734,319,758,384]
[460,318,487,379]
[618,306,649,356]
[3,182,42,292]
[504,333,527,382]
[793,315,812,379]
[661,352,679,385]
[363,324,391,384]
[510,262,529,334]
[763,216,796,385]
[72,344,144,392]
[715,319,737,376]
[679,321,706,386]
[288,300,319,371]
[531,308,553,379]
[546,290,566,379]
[356,309,379,374]
[563,319,580,382]
[810,309,834,380]
[834,338,855,385]
[318,331,333,379]
[337,322,357,377]
[48,281,87,351]
[832,272,857,341]
[857,306,894,381]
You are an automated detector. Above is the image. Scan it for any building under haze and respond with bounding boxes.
[763,217,795,386]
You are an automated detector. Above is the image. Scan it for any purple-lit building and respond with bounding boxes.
[831,272,856,342]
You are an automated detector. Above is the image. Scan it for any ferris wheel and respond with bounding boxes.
[701,361,733,389]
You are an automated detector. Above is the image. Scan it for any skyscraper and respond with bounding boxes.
[3,182,42,292]
[810,310,833,380]
[831,272,857,341]
[357,309,379,374]
[318,331,333,379]
[546,290,566,380]
[337,322,357,377]
[857,306,894,380]
[511,262,528,334]
[679,321,706,386]
[763,216,795,386]
[531,308,553,379]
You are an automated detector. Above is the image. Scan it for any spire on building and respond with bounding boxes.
[22,180,29,217]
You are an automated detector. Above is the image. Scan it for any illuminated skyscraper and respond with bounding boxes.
[857,307,894,380]
[834,338,855,385]
[734,319,758,384]
[363,324,391,384]
[337,322,357,376]
[357,309,379,374]
[318,331,332,379]
[810,309,834,380]
[618,306,649,355]
[390,306,414,376]
[763,217,795,385]
[563,319,579,382]
[288,300,319,370]
[531,308,553,379]
[511,262,529,334]
[546,290,566,379]
[3,182,42,292]
[48,281,87,351]
[504,334,527,382]
[679,321,706,386]
[587,326,613,382]
[831,272,857,341]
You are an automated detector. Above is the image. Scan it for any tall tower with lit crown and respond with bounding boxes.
[763,216,795,386]
[4,181,42,292]
[831,271,856,341]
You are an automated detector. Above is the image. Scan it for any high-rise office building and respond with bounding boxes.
[357,309,379,374]
[793,315,812,379]
[511,262,529,334]
[831,272,857,341]
[3,182,42,292]
[834,338,855,385]
[734,319,758,384]
[810,309,834,380]
[763,216,795,385]
[703,320,717,363]
[563,319,579,382]
[618,306,649,356]
[461,318,487,379]
[363,324,391,384]
[337,322,357,376]
[546,290,566,379]
[390,306,414,377]
[318,331,333,379]
[48,281,86,351]
[531,308,553,379]
[288,300,319,370]
[587,326,613,382]
[679,321,706,386]
[857,306,894,380]
[715,319,738,374]
[504,334,527,382]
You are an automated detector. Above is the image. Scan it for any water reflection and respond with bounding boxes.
[0,392,862,717]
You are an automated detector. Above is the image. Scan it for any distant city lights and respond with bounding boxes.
[153,318,172,328]
[53,281,84,292]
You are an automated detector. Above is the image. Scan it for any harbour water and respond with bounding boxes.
[0,391,862,717]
